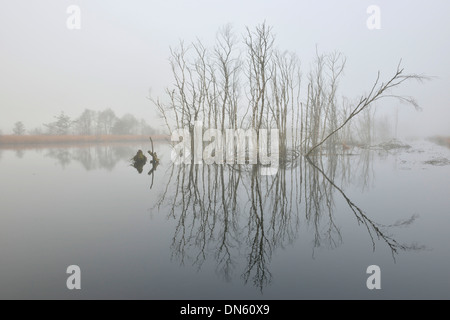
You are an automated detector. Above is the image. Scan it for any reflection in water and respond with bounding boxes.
[131,153,159,189]
[355,149,375,192]
[130,147,160,189]
[147,161,159,189]
[132,161,145,174]
[43,145,139,170]
[46,149,72,168]
[339,149,375,192]
[3,143,423,292]
[15,149,25,159]
[4,144,144,170]
[153,151,423,291]
[305,155,422,258]
[131,150,147,174]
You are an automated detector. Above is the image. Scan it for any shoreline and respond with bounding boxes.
[428,136,450,149]
[0,134,169,149]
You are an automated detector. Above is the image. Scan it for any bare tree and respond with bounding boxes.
[44,112,72,135]
[244,22,274,131]
[306,61,428,156]
[97,108,117,135]
[75,109,96,135]
[12,121,26,135]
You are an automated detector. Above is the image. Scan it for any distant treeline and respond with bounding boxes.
[7,108,157,136]
[0,134,169,146]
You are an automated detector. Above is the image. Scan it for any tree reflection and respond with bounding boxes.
[7,144,139,170]
[46,148,72,168]
[154,150,423,291]
[15,149,25,159]
[132,161,146,174]
[305,155,422,259]
[43,145,137,170]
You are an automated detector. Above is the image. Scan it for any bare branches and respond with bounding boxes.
[305,156,423,259]
[150,22,428,165]
[245,22,275,130]
[306,62,429,156]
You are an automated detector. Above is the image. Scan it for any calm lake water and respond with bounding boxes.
[0,140,449,299]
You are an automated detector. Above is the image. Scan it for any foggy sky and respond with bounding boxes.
[1,0,449,137]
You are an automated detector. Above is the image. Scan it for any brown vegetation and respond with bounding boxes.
[0,134,169,148]
[430,136,450,149]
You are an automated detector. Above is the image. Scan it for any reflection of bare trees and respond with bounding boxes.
[15,149,25,159]
[354,149,375,192]
[45,148,71,168]
[303,155,342,252]
[155,150,422,291]
[157,163,280,290]
[44,145,138,170]
[305,154,423,260]
[147,22,429,292]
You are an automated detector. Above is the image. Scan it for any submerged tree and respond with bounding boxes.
[305,61,428,156]
[152,148,423,290]
[152,22,427,162]
[149,22,428,290]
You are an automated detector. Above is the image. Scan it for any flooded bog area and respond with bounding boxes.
[0,139,449,299]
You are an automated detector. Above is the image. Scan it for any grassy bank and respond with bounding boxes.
[0,134,169,147]
[429,136,450,149]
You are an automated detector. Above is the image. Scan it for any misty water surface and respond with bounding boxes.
[0,140,449,299]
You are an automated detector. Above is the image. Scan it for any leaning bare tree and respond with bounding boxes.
[306,60,428,156]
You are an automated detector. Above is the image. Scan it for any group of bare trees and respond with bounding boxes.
[153,22,427,160]
[45,144,137,170]
[10,109,156,136]
[148,22,428,290]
